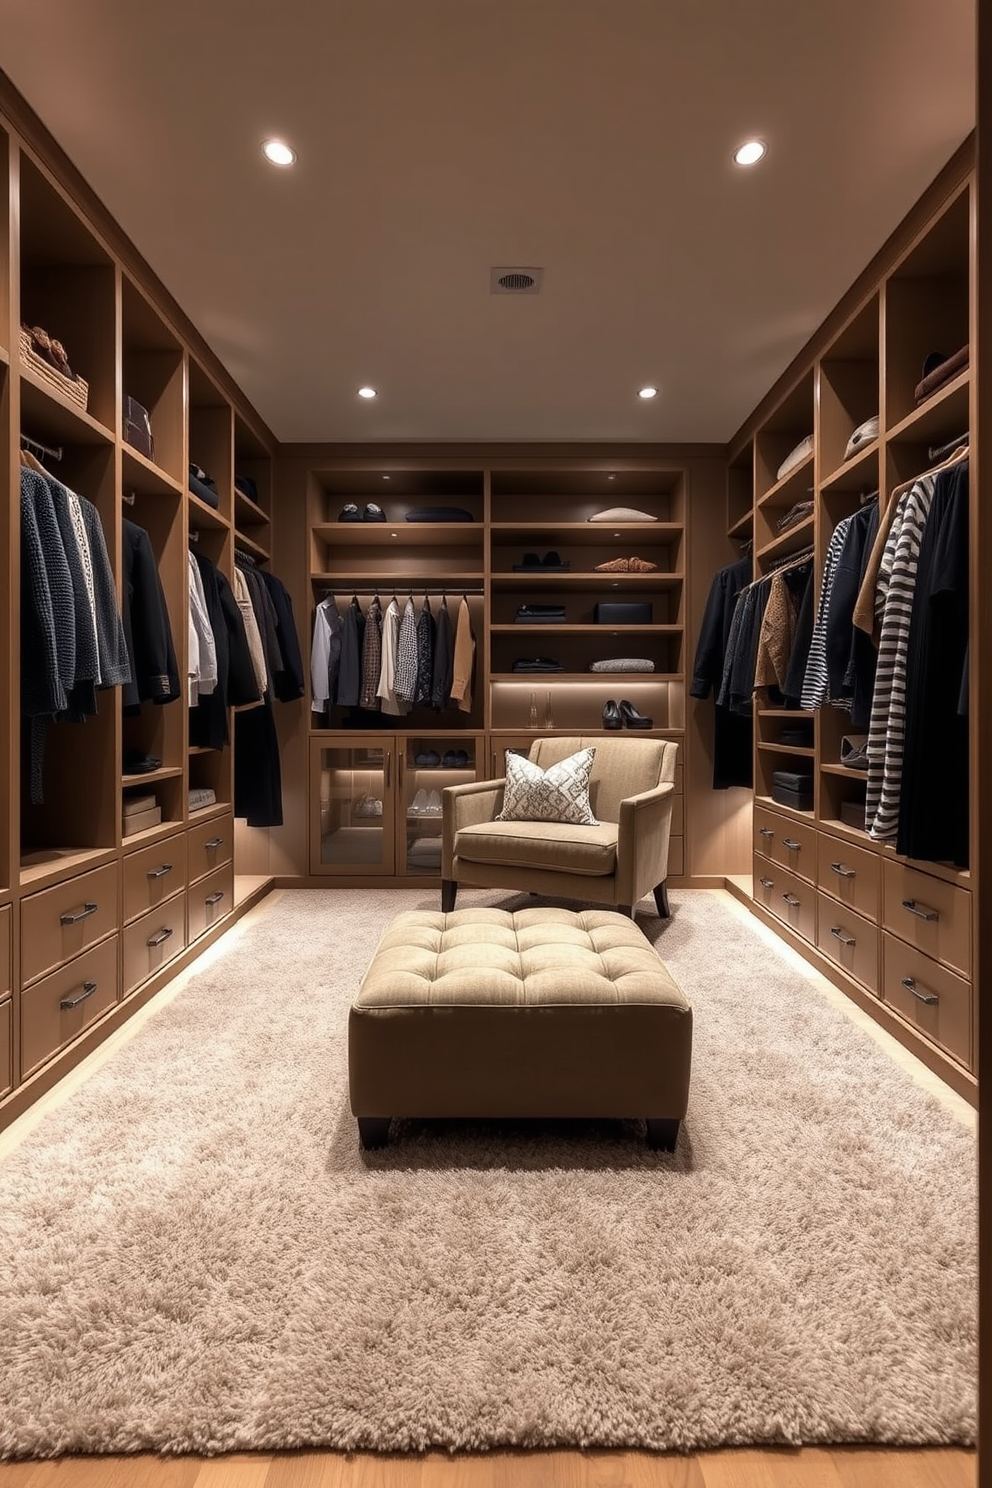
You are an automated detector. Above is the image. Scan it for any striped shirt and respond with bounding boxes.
[800,517,853,710]
[866,475,937,840]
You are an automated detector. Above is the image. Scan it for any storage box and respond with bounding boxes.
[593,601,653,624]
[839,798,868,831]
[123,792,157,817]
[771,770,813,811]
[123,395,154,460]
[123,806,162,837]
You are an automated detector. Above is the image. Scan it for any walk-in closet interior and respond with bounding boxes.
[0,1,986,1475]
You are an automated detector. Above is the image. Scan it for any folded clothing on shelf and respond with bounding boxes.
[776,434,814,482]
[778,725,814,748]
[405,506,475,522]
[588,658,655,672]
[189,463,220,508]
[20,322,89,409]
[235,474,260,503]
[594,601,652,624]
[189,786,218,811]
[515,604,566,623]
[123,395,155,461]
[775,499,814,533]
[513,551,570,570]
[839,798,868,831]
[587,507,657,523]
[914,345,969,405]
[771,769,814,811]
[123,747,162,775]
[512,657,565,672]
[843,415,879,460]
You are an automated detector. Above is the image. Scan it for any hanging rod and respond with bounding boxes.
[20,432,63,462]
[320,587,484,596]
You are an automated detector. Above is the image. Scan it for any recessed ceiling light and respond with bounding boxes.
[357,386,378,399]
[733,139,766,167]
[382,474,390,480]
[607,474,616,481]
[637,386,658,400]
[262,139,297,166]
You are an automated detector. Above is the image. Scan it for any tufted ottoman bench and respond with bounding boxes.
[347,906,692,1151]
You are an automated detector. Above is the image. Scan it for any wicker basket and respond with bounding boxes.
[19,327,89,411]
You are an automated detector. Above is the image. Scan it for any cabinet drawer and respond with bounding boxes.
[752,853,815,945]
[21,863,119,986]
[816,833,880,923]
[0,904,11,998]
[881,932,972,1068]
[815,893,879,994]
[188,814,234,884]
[188,864,234,941]
[882,861,971,977]
[753,807,816,882]
[123,893,188,996]
[20,936,120,1079]
[671,791,684,837]
[0,997,11,1099]
[123,833,186,923]
[667,836,684,878]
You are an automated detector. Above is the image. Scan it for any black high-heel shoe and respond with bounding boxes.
[602,699,622,730]
[619,698,653,729]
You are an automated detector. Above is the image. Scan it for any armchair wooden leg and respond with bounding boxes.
[653,882,671,919]
[617,904,634,918]
[441,879,458,912]
[358,1117,392,1150]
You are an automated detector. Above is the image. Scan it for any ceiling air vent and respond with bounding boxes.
[490,266,544,294]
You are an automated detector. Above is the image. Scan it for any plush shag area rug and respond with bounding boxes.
[0,888,976,1459]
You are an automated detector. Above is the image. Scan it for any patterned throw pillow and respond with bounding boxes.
[496,747,598,826]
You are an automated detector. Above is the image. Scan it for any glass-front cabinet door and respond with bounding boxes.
[309,737,396,876]
[398,734,483,877]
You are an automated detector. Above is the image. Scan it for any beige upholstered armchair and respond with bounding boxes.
[442,735,679,919]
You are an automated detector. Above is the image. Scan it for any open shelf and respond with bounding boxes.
[188,491,228,530]
[122,443,182,498]
[234,528,270,562]
[122,766,184,786]
[755,515,815,564]
[754,794,815,824]
[758,742,815,757]
[20,846,117,892]
[19,368,115,446]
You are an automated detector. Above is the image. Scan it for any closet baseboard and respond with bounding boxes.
[0,879,276,1135]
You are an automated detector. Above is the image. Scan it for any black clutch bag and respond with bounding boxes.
[594,602,652,624]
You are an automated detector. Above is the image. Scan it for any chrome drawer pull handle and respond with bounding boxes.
[759,877,774,889]
[146,927,174,948]
[830,926,856,947]
[146,863,173,879]
[901,898,939,922]
[60,902,98,926]
[901,975,939,1006]
[205,891,225,906]
[204,837,224,851]
[782,837,802,851]
[830,862,856,879]
[60,980,97,1010]
[782,894,801,908]
[759,827,775,839]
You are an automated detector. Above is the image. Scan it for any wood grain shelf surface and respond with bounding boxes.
[19,846,118,893]
[122,443,182,497]
[819,439,880,495]
[313,523,484,546]
[491,623,683,634]
[19,367,115,445]
[758,742,815,756]
[886,369,970,445]
[188,491,229,530]
[490,572,684,587]
[122,766,183,786]
[235,489,270,526]
[755,514,815,564]
[491,672,682,683]
[755,453,815,509]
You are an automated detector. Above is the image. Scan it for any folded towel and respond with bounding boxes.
[914,345,969,405]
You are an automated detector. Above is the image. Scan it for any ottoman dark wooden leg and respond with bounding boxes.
[358,1116,392,1149]
[441,879,457,912]
[653,882,671,919]
[646,1118,680,1151]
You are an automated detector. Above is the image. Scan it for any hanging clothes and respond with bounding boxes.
[690,555,753,789]
[255,569,305,703]
[187,550,218,705]
[450,596,476,713]
[312,594,343,713]
[865,473,938,842]
[897,459,970,866]
[189,553,260,750]
[377,597,407,715]
[359,596,383,710]
[800,516,854,710]
[232,565,267,698]
[337,597,364,708]
[414,596,436,706]
[431,597,454,710]
[393,597,419,705]
[122,519,180,712]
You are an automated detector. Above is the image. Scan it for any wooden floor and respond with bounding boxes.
[0,1447,976,1487]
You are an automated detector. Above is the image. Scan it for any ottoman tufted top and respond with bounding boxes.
[355,906,688,1010]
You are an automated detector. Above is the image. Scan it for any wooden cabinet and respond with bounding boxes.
[20,935,120,1079]
[815,894,879,994]
[123,832,186,923]
[0,998,10,1100]
[20,863,119,986]
[816,832,880,923]
[188,813,234,883]
[752,854,816,946]
[882,860,971,979]
[753,805,816,882]
[881,932,971,1067]
[188,865,235,942]
[123,894,187,996]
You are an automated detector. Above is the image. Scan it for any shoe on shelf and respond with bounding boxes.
[453,749,470,767]
[627,556,658,572]
[338,503,361,522]
[603,699,622,730]
[363,503,386,521]
[425,790,443,816]
[441,750,459,767]
[415,749,441,767]
[595,557,630,572]
[409,789,429,816]
[619,698,653,729]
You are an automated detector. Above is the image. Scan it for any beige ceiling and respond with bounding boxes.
[0,0,976,445]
